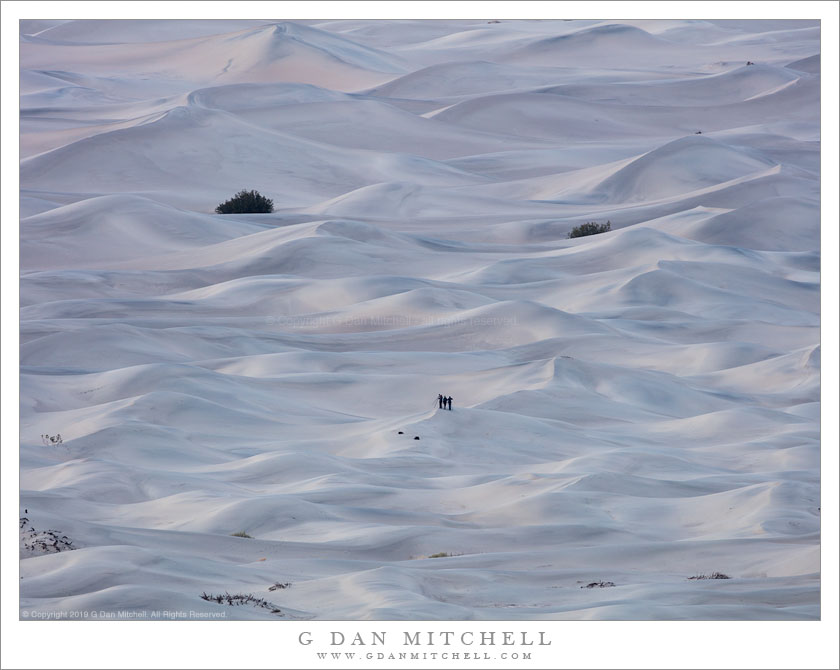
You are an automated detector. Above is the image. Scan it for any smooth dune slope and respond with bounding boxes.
[20,19,820,621]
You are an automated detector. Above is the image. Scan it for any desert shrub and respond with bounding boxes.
[215,189,274,214]
[581,580,615,588]
[568,220,611,238]
[200,592,282,614]
[230,531,252,538]
[20,518,75,554]
[411,551,464,560]
[269,582,292,591]
[427,551,465,558]
[688,572,730,580]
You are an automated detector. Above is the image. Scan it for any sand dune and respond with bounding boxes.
[504,23,694,67]
[540,63,802,105]
[366,60,580,100]
[19,19,820,622]
[21,101,496,212]
[21,195,265,270]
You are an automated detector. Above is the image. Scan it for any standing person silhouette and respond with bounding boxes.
[447,396,453,410]
[438,393,443,409]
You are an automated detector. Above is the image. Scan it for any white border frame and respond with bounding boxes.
[3,3,837,669]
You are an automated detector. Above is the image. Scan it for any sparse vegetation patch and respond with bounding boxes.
[568,221,611,238]
[200,592,283,615]
[20,517,75,555]
[582,580,615,588]
[215,189,274,214]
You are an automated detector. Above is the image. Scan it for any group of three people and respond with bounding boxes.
[437,394,453,410]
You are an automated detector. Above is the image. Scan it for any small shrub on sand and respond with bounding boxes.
[215,189,274,214]
[230,531,252,538]
[688,572,731,580]
[20,517,75,555]
[581,581,615,588]
[200,592,282,614]
[568,220,611,238]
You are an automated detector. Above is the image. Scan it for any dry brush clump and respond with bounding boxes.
[688,572,731,580]
[215,189,274,214]
[20,517,75,555]
[581,581,616,588]
[426,551,466,559]
[199,592,283,615]
[568,221,611,238]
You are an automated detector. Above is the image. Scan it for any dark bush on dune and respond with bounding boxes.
[200,592,282,614]
[582,580,615,588]
[568,220,611,238]
[215,189,274,214]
